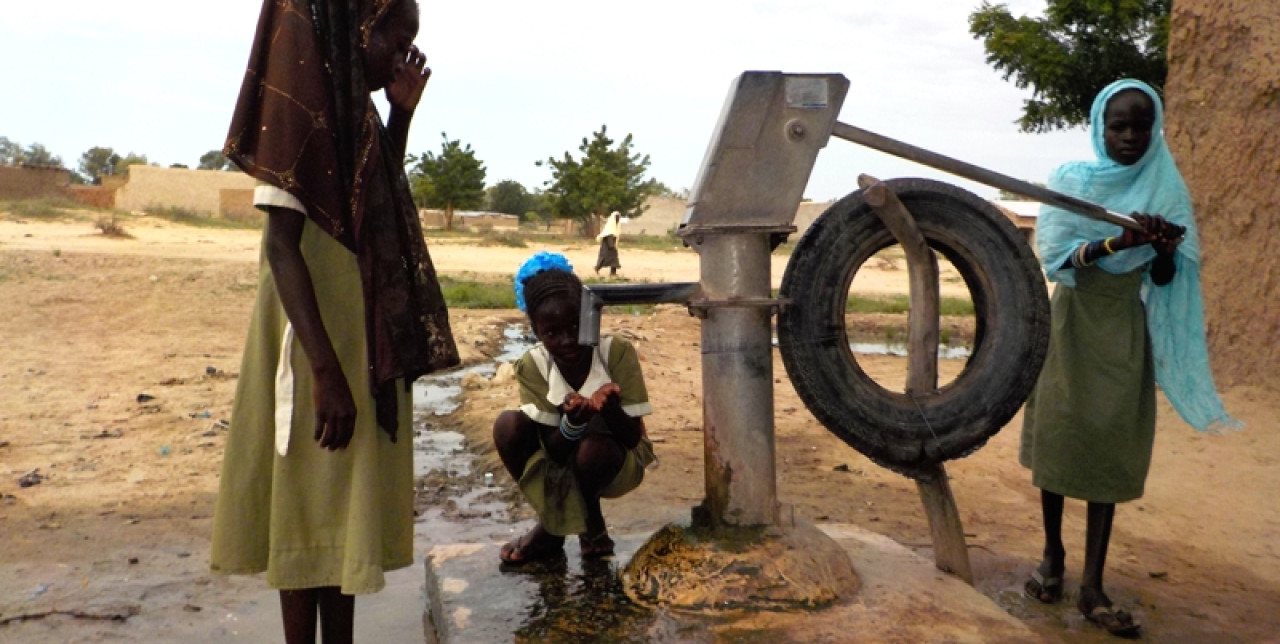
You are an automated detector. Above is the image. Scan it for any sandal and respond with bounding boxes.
[499,526,565,567]
[578,532,615,559]
[1024,569,1064,604]
[1080,591,1141,638]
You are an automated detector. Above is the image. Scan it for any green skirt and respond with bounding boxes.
[519,422,656,536]
[210,221,414,594]
[1020,266,1156,503]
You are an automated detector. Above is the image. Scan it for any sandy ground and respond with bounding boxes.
[0,213,1277,643]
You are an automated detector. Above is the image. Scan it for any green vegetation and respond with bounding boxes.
[845,293,974,316]
[970,0,1170,132]
[475,227,527,248]
[408,133,487,231]
[0,197,82,220]
[439,275,516,309]
[143,204,260,229]
[539,125,661,234]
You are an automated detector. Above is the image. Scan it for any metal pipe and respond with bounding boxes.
[577,282,701,346]
[831,121,1145,232]
[695,233,779,528]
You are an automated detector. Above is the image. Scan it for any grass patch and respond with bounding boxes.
[143,204,260,229]
[0,197,84,220]
[618,233,692,253]
[439,275,516,309]
[476,228,527,248]
[845,293,974,316]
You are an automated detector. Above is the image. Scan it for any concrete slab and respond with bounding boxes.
[425,523,1039,643]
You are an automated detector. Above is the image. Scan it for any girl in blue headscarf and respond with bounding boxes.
[492,252,657,567]
[1019,79,1238,637]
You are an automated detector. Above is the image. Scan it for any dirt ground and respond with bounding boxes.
[1,213,1277,643]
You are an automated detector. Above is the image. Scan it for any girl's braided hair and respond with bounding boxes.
[514,251,581,317]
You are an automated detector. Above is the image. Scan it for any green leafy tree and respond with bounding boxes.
[407,133,487,230]
[0,137,23,165]
[969,0,1170,132]
[198,149,234,171]
[485,179,532,217]
[538,125,658,235]
[22,143,62,167]
[79,146,122,185]
[113,152,150,177]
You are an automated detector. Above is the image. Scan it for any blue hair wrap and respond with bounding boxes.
[514,251,574,312]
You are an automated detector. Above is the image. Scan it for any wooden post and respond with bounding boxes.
[858,174,974,585]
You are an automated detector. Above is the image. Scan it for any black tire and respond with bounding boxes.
[778,178,1049,478]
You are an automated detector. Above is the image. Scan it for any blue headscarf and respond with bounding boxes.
[1036,79,1240,432]
[514,251,574,312]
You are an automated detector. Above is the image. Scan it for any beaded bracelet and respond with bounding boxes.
[559,416,587,441]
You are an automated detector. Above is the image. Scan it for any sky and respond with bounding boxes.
[0,0,1091,203]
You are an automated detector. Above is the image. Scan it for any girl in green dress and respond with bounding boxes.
[493,252,656,565]
[211,1,458,642]
[1021,79,1237,637]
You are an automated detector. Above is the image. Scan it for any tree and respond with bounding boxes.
[650,181,689,201]
[969,0,1170,132]
[407,133,487,231]
[22,143,61,167]
[0,137,23,165]
[79,146,122,185]
[198,149,234,171]
[485,180,532,217]
[538,125,658,235]
[113,153,150,177]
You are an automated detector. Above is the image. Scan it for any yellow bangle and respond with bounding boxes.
[1103,237,1116,254]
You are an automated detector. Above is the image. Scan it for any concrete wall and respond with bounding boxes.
[420,209,520,231]
[220,188,261,224]
[1165,0,1280,391]
[114,165,255,216]
[0,165,71,200]
[67,185,115,209]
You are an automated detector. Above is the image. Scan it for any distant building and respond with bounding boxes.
[992,200,1039,249]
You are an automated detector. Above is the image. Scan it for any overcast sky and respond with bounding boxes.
[0,0,1089,202]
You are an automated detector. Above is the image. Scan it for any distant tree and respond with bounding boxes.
[170,163,189,169]
[538,125,659,235]
[407,133,487,231]
[113,153,150,177]
[0,137,23,165]
[198,149,234,171]
[969,0,1170,132]
[22,143,62,167]
[485,179,531,216]
[79,147,122,185]
[650,181,689,201]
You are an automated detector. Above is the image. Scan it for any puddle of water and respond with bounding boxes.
[411,323,534,535]
[413,325,532,416]
[849,341,971,360]
[413,429,469,478]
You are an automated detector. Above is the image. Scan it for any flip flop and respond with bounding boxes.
[1024,569,1064,604]
[578,532,615,559]
[499,528,565,567]
[1082,603,1141,638]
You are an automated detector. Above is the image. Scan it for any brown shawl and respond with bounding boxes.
[224,0,459,435]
